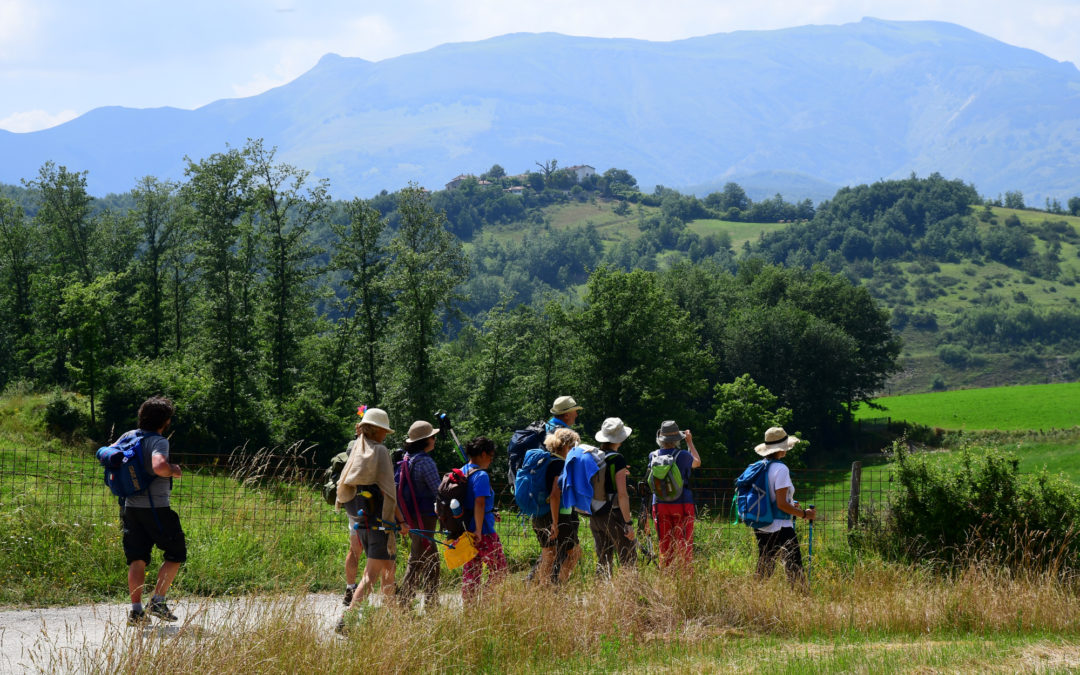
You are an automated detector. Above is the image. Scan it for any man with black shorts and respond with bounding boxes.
[121,396,185,626]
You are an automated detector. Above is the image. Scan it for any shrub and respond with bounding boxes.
[44,391,84,440]
[873,445,1080,570]
[931,374,946,390]
[937,344,970,368]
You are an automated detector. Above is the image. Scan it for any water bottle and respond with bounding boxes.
[450,498,463,518]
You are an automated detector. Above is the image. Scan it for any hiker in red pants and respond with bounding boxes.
[647,421,701,568]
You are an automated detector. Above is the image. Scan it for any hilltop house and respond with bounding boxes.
[565,165,596,182]
[445,174,475,191]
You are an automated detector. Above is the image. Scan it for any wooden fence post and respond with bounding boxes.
[847,461,862,531]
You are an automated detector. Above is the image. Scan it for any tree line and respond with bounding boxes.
[0,141,900,468]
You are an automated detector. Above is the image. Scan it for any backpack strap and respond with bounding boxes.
[398,455,425,530]
[133,430,165,531]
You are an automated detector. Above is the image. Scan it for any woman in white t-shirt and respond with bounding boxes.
[752,427,815,587]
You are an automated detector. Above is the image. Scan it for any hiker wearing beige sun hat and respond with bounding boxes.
[646,420,702,568]
[589,417,637,576]
[748,426,814,589]
[396,420,443,610]
[545,395,582,434]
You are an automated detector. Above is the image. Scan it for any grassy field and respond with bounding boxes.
[856,381,1080,431]
[686,217,790,249]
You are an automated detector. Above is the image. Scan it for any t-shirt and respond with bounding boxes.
[649,448,694,505]
[591,451,629,516]
[756,461,795,533]
[462,463,496,535]
[120,430,171,508]
[544,456,566,497]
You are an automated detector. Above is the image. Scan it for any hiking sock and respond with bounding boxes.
[346,583,357,592]
[151,595,165,605]
[132,602,143,613]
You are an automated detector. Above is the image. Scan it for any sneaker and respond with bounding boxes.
[127,608,150,627]
[342,585,354,607]
[147,599,178,622]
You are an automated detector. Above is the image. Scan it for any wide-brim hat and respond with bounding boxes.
[655,420,685,445]
[360,407,393,433]
[595,417,632,444]
[406,420,440,443]
[550,395,583,415]
[755,426,800,456]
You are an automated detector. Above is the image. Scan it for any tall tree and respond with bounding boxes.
[328,198,392,408]
[247,140,328,407]
[384,186,469,423]
[60,274,118,426]
[131,176,180,358]
[182,148,257,435]
[0,197,37,384]
[26,162,95,283]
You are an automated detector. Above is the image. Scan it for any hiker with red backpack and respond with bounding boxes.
[589,418,637,577]
[336,408,410,633]
[646,420,701,568]
[394,420,442,610]
[460,436,508,602]
[740,427,815,588]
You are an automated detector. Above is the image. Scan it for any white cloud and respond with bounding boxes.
[0,108,79,133]
[0,0,38,58]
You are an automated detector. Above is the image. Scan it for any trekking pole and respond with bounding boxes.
[806,503,815,586]
[436,412,467,462]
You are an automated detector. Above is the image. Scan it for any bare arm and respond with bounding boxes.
[473,496,485,540]
[615,468,635,541]
[151,453,180,478]
[775,486,815,521]
[684,430,702,468]
[549,482,561,530]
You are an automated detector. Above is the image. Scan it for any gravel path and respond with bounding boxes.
[0,593,348,674]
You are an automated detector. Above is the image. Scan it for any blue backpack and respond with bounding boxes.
[734,459,783,528]
[507,421,547,492]
[514,448,556,517]
[96,430,160,506]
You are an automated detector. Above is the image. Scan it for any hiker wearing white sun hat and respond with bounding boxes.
[589,417,636,576]
[751,426,813,589]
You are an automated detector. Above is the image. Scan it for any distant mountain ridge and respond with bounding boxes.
[1,18,1078,201]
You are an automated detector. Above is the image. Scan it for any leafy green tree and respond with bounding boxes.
[26,162,95,283]
[60,274,119,426]
[1068,196,1080,216]
[705,182,750,212]
[570,266,708,461]
[384,186,469,423]
[327,198,393,408]
[131,176,180,358]
[0,197,37,384]
[247,140,329,407]
[468,296,529,431]
[1004,190,1025,210]
[183,147,259,439]
[709,374,793,463]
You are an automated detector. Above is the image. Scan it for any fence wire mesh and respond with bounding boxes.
[0,447,896,568]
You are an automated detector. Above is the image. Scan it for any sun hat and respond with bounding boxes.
[406,420,440,443]
[655,420,685,446]
[359,407,393,433]
[754,426,800,456]
[550,395,583,415]
[595,417,632,444]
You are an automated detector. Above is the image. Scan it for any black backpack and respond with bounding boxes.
[435,467,474,539]
[507,421,547,492]
[343,484,384,529]
[321,450,350,506]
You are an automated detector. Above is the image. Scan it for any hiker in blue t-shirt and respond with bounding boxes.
[461,436,508,602]
[752,427,815,588]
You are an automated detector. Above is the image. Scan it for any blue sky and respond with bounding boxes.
[2,0,1078,132]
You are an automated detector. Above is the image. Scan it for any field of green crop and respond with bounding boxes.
[856,381,1080,431]
[686,217,789,249]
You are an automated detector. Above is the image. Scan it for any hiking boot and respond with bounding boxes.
[342,585,354,607]
[147,599,178,622]
[127,608,150,627]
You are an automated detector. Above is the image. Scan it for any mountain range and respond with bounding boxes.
[1,17,1078,202]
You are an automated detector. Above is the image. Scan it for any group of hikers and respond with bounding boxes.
[100,395,817,630]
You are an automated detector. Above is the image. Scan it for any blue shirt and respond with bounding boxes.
[462,463,496,535]
[649,448,694,505]
[545,417,571,435]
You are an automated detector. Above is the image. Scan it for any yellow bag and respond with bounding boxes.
[442,534,478,570]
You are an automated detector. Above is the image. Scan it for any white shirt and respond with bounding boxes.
[755,461,794,533]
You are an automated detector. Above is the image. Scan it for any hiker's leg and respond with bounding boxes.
[462,548,483,602]
[128,560,148,603]
[485,534,508,584]
[345,521,361,586]
[754,530,780,579]
[552,513,580,583]
[396,530,424,605]
[154,561,181,597]
[612,507,637,569]
[532,514,556,586]
[778,527,805,588]
[557,544,582,584]
[376,558,397,603]
[419,515,440,604]
[536,547,556,586]
[653,504,675,567]
[676,504,695,568]
[590,513,614,578]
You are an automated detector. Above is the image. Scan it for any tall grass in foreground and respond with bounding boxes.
[55,559,1080,674]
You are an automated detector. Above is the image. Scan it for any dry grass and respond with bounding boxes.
[57,558,1080,674]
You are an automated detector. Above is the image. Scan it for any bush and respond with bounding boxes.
[931,374,946,390]
[44,391,84,440]
[873,445,1080,570]
[937,344,970,368]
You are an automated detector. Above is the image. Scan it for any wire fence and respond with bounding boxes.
[0,446,894,563]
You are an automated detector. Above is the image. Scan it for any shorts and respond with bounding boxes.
[122,506,187,565]
[532,511,580,551]
[354,525,395,561]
